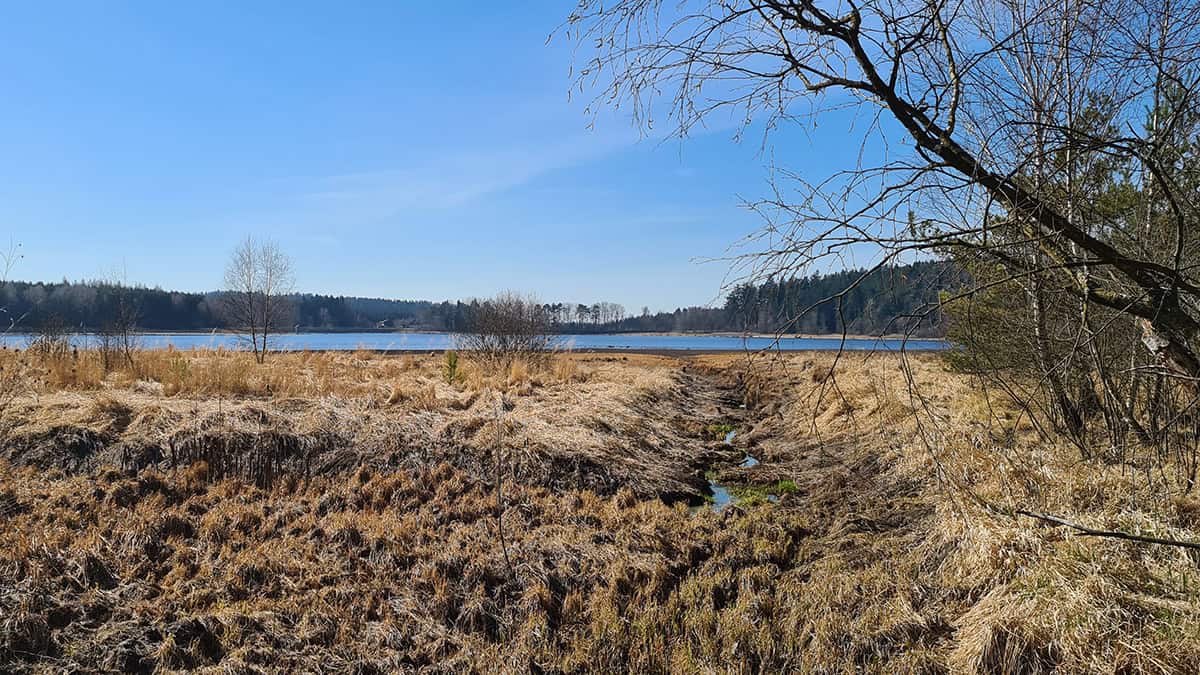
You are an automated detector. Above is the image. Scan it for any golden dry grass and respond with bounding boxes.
[0,350,715,498]
[2,348,1199,672]
[703,351,1200,673]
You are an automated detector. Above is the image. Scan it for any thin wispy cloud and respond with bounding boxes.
[302,129,638,215]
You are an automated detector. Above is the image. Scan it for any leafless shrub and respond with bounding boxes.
[0,241,25,415]
[95,268,141,373]
[0,241,21,340]
[27,315,71,360]
[457,292,556,368]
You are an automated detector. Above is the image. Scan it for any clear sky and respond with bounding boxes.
[0,1,871,312]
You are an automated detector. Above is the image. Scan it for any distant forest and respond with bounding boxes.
[0,260,957,337]
[602,260,958,337]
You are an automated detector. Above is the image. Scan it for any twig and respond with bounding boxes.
[494,398,515,580]
[1017,509,1200,550]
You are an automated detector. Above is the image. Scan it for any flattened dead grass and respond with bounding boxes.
[0,351,716,498]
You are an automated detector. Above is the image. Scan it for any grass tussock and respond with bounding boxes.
[0,461,815,672]
[0,350,712,498]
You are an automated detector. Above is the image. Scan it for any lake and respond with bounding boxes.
[1,332,948,352]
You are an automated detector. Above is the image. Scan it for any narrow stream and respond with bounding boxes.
[697,430,777,511]
[708,431,744,510]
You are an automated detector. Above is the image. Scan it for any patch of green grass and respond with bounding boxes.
[775,479,798,494]
[725,480,798,506]
[731,491,773,507]
[706,423,735,440]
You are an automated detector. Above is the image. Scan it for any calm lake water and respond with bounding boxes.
[2,332,947,352]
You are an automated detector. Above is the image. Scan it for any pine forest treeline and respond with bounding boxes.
[1,261,956,337]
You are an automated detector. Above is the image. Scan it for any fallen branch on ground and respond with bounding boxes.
[1017,510,1200,550]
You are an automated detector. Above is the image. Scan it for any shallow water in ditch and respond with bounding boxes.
[707,483,736,511]
[696,431,777,511]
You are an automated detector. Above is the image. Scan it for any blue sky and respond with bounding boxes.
[0,1,876,311]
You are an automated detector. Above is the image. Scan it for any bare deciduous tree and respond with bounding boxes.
[567,0,1200,522]
[568,0,1200,362]
[221,237,295,364]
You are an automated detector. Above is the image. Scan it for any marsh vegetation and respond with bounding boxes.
[2,345,1199,672]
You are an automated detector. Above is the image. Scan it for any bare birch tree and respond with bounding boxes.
[221,237,295,364]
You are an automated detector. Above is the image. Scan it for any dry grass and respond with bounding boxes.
[0,350,714,498]
[0,347,605,400]
[2,349,1200,672]
[0,461,815,672]
[704,351,1200,673]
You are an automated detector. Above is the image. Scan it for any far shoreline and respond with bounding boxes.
[4,328,943,342]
